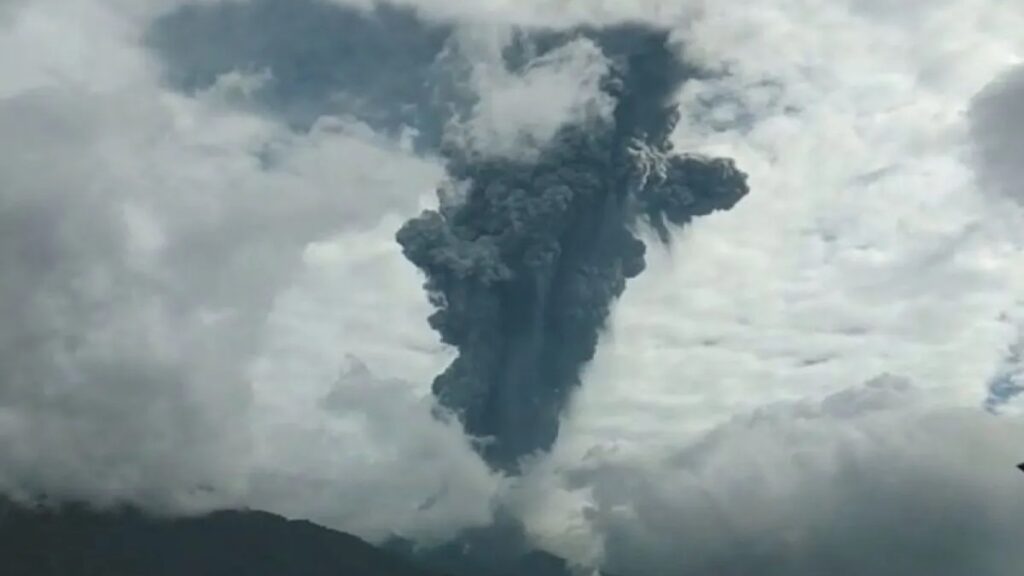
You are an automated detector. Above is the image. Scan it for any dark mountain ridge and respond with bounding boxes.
[0,498,443,576]
[0,498,602,576]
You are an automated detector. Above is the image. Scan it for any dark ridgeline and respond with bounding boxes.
[0,498,445,576]
[0,497,607,576]
[398,26,749,473]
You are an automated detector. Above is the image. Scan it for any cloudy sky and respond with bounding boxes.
[2,0,1024,574]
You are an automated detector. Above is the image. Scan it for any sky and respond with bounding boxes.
[1,0,1024,574]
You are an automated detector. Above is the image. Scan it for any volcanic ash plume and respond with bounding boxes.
[397,26,750,473]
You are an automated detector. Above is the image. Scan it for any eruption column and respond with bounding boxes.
[398,26,749,473]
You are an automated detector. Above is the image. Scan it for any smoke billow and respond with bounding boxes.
[397,26,749,472]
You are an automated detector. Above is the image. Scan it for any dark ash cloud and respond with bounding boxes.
[146,0,454,145]
[397,26,749,472]
[970,63,1024,205]
[970,64,1024,412]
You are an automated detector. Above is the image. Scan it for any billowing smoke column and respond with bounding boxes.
[398,26,749,473]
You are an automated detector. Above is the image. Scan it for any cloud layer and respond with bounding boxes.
[518,378,1024,574]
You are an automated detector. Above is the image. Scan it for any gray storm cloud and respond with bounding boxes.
[970,64,1024,411]
[970,63,1024,205]
[147,0,454,146]
[397,26,749,472]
